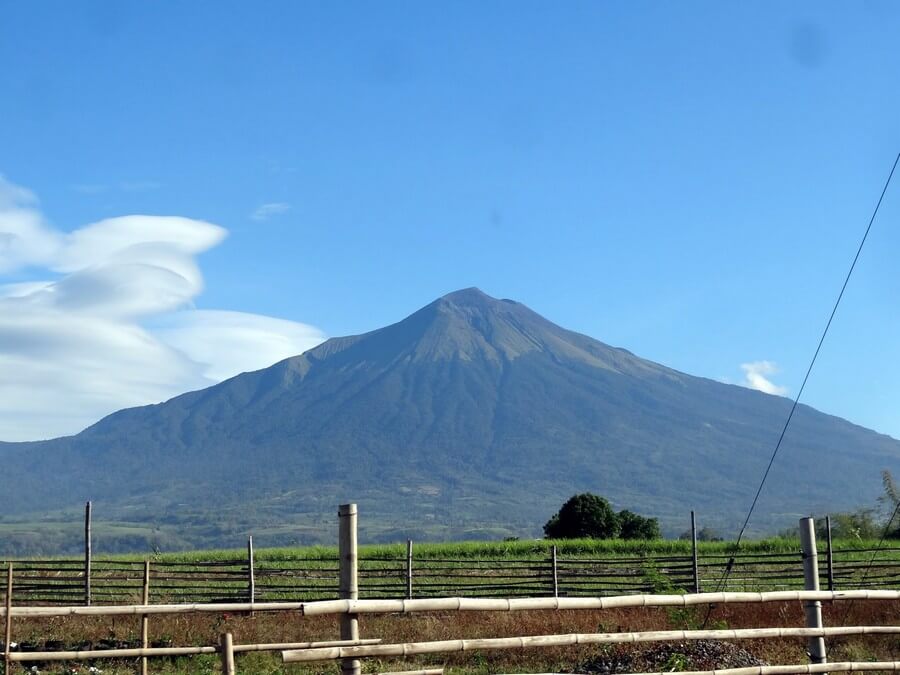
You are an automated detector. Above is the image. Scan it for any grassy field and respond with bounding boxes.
[107,535,864,563]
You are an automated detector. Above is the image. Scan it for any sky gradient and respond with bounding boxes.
[2,2,900,441]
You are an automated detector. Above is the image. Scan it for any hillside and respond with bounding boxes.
[1,288,898,553]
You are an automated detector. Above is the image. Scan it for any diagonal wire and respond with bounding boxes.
[702,151,900,624]
[838,497,900,626]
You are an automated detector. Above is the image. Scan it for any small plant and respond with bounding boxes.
[662,651,691,672]
[642,563,677,594]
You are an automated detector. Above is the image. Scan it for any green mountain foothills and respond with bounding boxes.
[1,288,898,555]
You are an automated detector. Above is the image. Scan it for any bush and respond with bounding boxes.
[544,493,620,539]
[618,509,661,540]
[816,509,881,540]
[544,494,660,540]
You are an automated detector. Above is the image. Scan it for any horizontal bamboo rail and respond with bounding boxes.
[624,662,900,675]
[282,626,900,663]
[6,588,900,618]
[10,646,218,661]
[235,638,382,653]
[8,638,383,662]
[297,589,900,616]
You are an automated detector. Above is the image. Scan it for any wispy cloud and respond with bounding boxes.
[72,183,109,195]
[251,202,291,221]
[0,176,325,441]
[72,180,162,195]
[740,360,788,396]
[119,180,162,192]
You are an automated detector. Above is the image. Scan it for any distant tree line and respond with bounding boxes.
[543,493,660,540]
[778,470,900,541]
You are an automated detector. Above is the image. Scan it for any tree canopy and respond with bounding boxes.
[544,493,660,540]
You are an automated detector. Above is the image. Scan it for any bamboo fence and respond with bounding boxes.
[3,508,900,675]
[3,545,900,606]
[281,626,900,663]
[4,588,900,619]
[498,666,900,675]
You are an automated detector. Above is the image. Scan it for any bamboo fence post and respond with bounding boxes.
[339,504,361,675]
[141,560,150,675]
[691,511,701,593]
[551,545,559,598]
[219,631,235,675]
[800,516,827,666]
[406,539,413,600]
[247,535,256,612]
[4,563,12,672]
[84,500,92,606]
[825,516,835,592]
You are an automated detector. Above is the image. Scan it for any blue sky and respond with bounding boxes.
[2,1,900,441]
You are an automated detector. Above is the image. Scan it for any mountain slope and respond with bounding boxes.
[1,288,897,552]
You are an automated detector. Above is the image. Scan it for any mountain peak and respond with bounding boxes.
[440,286,490,301]
[303,287,648,372]
[434,287,504,309]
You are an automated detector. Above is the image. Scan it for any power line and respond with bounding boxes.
[838,495,900,625]
[704,151,900,612]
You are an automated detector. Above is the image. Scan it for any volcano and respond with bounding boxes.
[1,288,897,552]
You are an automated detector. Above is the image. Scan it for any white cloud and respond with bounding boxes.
[251,202,291,221]
[740,360,788,396]
[0,176,326,441]
[153,310,325,381]
[0,177,62,272]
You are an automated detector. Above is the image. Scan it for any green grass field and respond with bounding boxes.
[110,536,815,563]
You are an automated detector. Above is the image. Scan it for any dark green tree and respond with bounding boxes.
[544,493,620,539]
[617,509,661,540]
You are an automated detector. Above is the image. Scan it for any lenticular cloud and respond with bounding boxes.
[0,176,325,442]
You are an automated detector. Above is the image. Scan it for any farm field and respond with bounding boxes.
[5,596,900,674]
[4,537,900,673]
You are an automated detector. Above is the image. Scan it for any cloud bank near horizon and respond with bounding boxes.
[0,176,325,442]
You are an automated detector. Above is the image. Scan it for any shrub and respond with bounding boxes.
[618,509,661,540]
[544,494,660,540]
[544,493,619,539]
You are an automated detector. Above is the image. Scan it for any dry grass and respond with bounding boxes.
[4,600,900,674]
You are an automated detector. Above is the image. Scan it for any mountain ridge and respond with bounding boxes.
[0,287,897,554]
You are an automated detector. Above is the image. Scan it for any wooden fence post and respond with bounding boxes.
[691,511,701,593]
[799,516,827,665]
[84,500,92,606]
[4,562,12,672]
[141,560,150,675]
[247,535,256,610]
[219,631,235,675]
[406,539,413,600]
[339,504,361,675]
[551,545,559,598]
[825,515,835,592]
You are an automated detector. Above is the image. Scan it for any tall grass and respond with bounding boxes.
[102,535,889,564]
